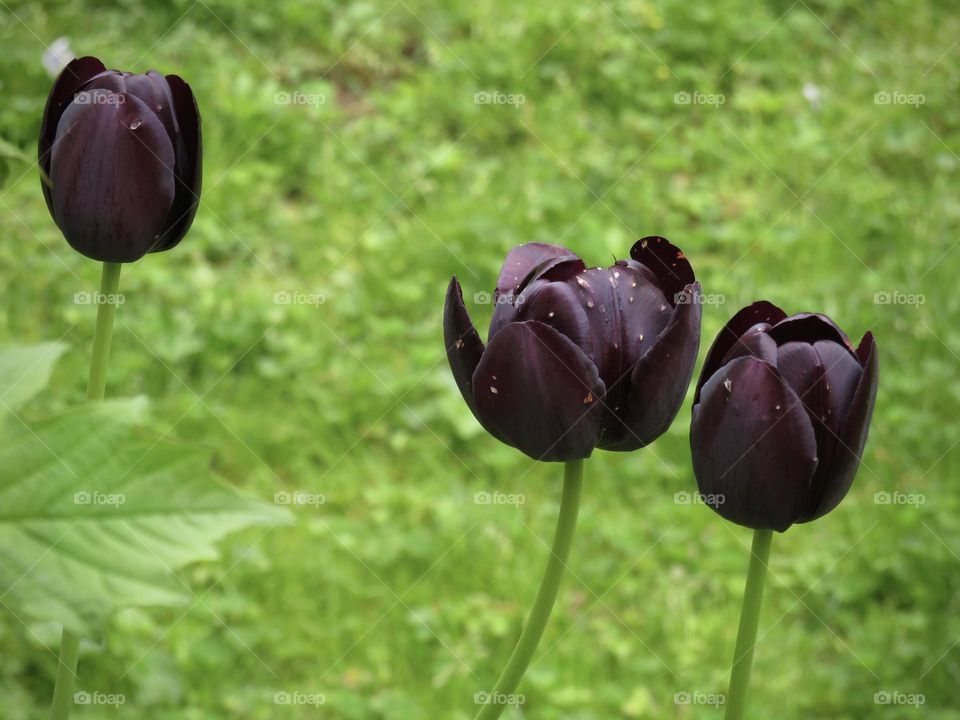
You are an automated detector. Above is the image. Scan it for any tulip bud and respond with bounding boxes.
[39,56,202,263]
[690,302,879,531]
[445,238,701,461]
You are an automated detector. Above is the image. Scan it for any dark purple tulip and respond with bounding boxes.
[39,56,202,263]
[445,238,701,462]
[690,302,879,532]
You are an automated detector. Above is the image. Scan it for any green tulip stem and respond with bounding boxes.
[85,262,122,401]
[474,459,583,720]
[49,631,80,720]
[724,528,773,720]
[50,261,122,720]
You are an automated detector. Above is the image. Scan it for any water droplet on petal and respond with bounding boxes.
[129,120,142,130]
[724,378,733,392]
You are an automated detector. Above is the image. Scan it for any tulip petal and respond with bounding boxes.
[567,265,671,396]
[802,333,878,522]
[155,73,202,252]
[472,321,605,461]
[768,313,854,351]
[85,71,176,139]
[609,261,674,374]
[444,277,485,416]
[81,71,199,253]
[719,327,779,368]
[489,256,584,341]
[604,282,702,450]
[506,276,594,357]
[776,341,829,435]
[50,90,176,262]
[629,236,695,305]
[694,301,786,404]
[814,339,864,434]
[496,243,581,297]
[39,56,107,212]
[691,356,818,531]
[790,339,864,520]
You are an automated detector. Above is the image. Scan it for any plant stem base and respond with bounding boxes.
[724,528,773,720]
[474,459,584,720]
[51,261,122,720]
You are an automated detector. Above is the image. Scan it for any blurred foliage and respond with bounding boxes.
[1,0,959,717]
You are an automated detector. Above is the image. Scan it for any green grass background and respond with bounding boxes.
[1,0,959,717]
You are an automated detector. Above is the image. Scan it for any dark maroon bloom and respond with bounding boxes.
[444,238,701,461]
[39,56,202,262]
[690,302,879,532]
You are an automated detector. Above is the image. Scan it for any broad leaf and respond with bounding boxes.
[0,345,289,635]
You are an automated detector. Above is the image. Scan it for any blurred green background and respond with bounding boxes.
[1,0,958,717]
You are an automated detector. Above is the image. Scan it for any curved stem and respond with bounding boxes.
[51,262,122,720]
[724,528,773,720]
[474,459,583,720]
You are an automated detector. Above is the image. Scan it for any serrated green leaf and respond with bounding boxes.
[0,392,290,635]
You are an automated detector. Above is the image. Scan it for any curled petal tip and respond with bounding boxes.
[443,276,485,416]
[629,236,695,303]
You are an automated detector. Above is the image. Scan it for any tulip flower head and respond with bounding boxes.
[39,56,202,262]
[445,238,701,461]
[690,302,878,532]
